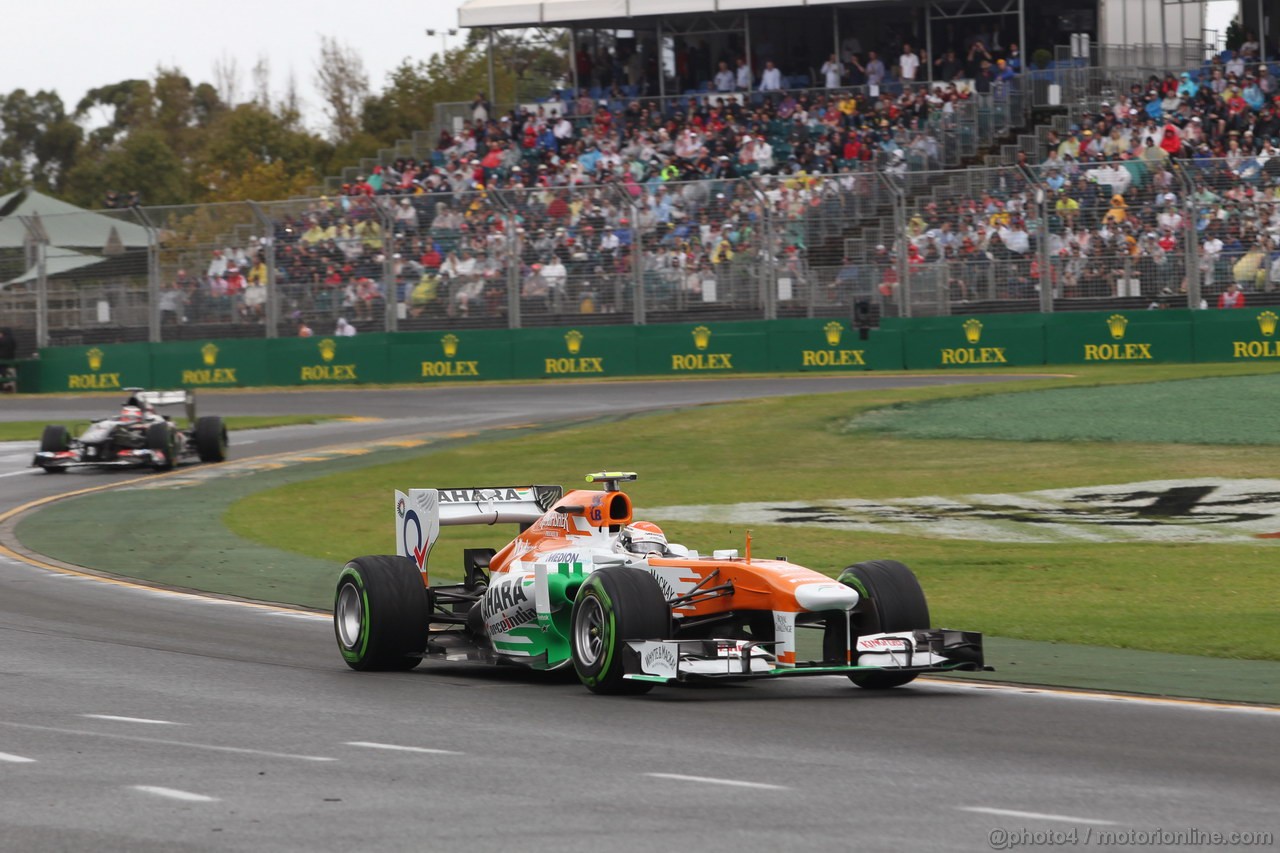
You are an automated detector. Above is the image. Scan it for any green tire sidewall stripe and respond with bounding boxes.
[336,566,371,663]
[578,578,616,687]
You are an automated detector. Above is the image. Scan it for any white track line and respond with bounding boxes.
[345,741,463,755]
[958,807,1117,825]
[83,714,181,726]
[0,470,32,478]
[0,721,334,762]
[0,752,36,763]
[645,772,788,790]
[131,785,218,803]
[919,679,1280,715]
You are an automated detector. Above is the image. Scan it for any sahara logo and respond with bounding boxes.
[1085,314,1152,361]
[545,329,603,375]
[672,325,733,370]
[422,332,479,377]
[645,479,1280,544]
[67,347,122,389]
[181,342,238,385]
[802,321,866,367]
[939,318,1007,365]
[401,505,430,570]
[301,337,357,381]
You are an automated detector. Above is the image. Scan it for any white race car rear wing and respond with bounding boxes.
[395,485,563,577]
[129,388,196,423]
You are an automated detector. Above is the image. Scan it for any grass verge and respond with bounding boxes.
[223,363,1280,662]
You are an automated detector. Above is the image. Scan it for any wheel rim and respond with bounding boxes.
[336,582,363,650]
[575,594,606,666]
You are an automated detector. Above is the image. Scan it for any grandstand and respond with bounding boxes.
[8,0,1280,357]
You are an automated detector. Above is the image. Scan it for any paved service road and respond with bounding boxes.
[2,378,1277,852]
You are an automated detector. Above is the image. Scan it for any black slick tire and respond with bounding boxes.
[145,422,175,471]
[39,425,69,473]
[570,566,670,695]
[824,559,930,689]
[334,555,428,672]
[194,415,228,462]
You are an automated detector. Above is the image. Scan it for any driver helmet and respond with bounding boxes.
[119,405,143,423]
[616,521,668,557]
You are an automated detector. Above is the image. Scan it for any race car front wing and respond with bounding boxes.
[32,448,167,469]
[624,629,988,683]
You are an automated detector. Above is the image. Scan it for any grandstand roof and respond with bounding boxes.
[2,248,108,289]
[458,0,876,28]
[0,189,151,252]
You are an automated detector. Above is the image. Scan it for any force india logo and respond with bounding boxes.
[645,480,1280,544]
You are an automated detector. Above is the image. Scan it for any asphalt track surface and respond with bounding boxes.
[2,377,1278,852]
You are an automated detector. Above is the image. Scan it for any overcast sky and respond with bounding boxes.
[1,0,463,131]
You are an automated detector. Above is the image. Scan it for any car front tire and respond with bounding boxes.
[825,559,931,689]
[570,566,670,695]
[334,555,428,672]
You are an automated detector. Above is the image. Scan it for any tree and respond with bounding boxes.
[315,35,369,145]
[0,89,83,194]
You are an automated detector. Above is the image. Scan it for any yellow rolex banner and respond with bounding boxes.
[1193,308,1280,361]
[150,339,268,388]
[1045,310,1193,365]
[884,313,1045,369]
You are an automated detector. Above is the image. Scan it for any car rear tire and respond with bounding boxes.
[334,555,428,672]
[194,416,228,462]
[146,422,175,471]
[39,425,69,473]
[824,559,930,690]
[570,566,670,695]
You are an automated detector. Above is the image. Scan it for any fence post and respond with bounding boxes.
[490,188,522,330]
[876,170,909,318]
[374,201,398,333]
[1173,161,1201,310]
[246,201,278,338]
[609,183,645,325]
[18,216,49,349]
[131,206,161,343]
[745,176,777,320]
[1022,165,1054,313]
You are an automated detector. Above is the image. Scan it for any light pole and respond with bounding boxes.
[425,28,457,59]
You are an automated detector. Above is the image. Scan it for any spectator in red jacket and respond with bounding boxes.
[1218,281,1246,308]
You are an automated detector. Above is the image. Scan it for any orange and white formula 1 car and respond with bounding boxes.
[334,472,987,694]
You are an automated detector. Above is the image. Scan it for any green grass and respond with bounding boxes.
[851,374,1280,444]
[0,414,354,442]
[224,362,1280,662]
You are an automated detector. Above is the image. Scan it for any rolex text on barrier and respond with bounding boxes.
[1045,310,1193,365]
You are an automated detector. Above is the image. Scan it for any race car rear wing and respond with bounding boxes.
[395,485,563,576]
[128,388,197,423]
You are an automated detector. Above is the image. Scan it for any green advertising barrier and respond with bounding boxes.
[1193,307,1280,362]
[265,333,392,386]
[388,329,514,383]
[635,321,770,375]
[1045,309,1194,365]
[38,342,153,392]
[508,325,638,379]
[884,313,1046,369]
[150,339,269,388]
[768,318,905,371]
